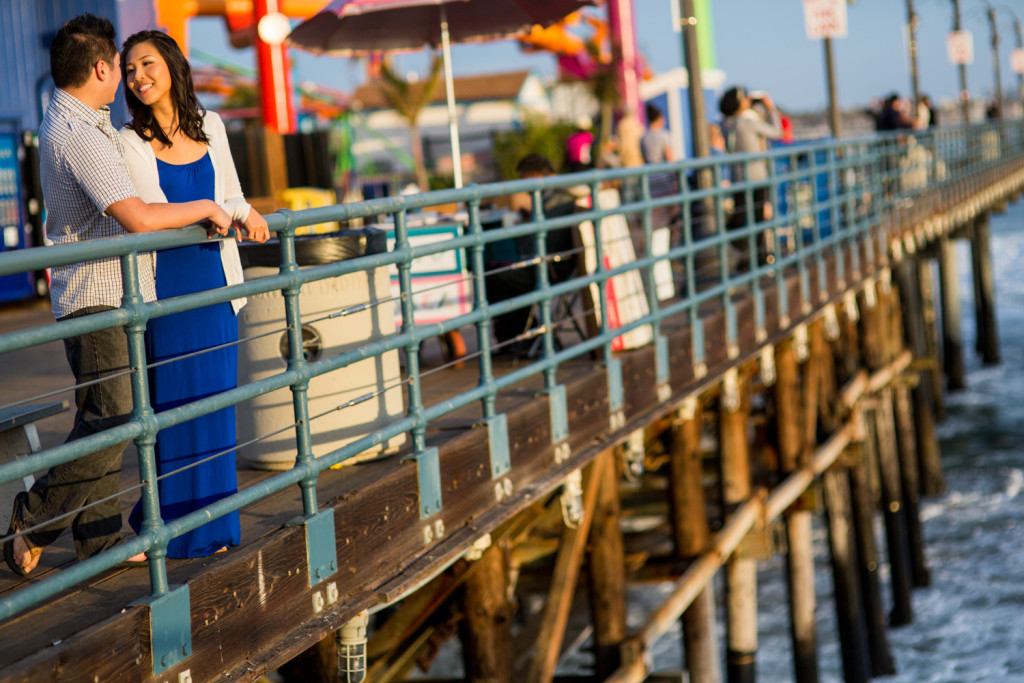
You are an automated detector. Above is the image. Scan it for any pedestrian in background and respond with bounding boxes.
[719,86,782,225]
[565,115,594,173]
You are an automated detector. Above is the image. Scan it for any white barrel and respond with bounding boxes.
[237,263,406,470]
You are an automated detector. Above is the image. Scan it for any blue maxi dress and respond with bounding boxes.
[129,152,241,558]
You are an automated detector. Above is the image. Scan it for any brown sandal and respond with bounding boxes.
[4,492,41,576]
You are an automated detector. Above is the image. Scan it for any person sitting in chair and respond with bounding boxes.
[486,154,584,355]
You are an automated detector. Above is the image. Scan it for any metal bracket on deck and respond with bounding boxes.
[405,448,442,519]
[759,346,776,387]
[606,358,624,432]
[721,368,740,413]
[823,305,840,341]
[304,509,338,587]
[546,384,569,445]
[136,584,191,675]
[655,334,670,387]
[484,414,510,478]
[621,429,646,481]
[844,290,860,322]
[793,324,810,363]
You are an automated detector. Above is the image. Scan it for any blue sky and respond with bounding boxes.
[189,0,1024,112]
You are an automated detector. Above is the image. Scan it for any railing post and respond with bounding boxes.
[467,198,510,479]
[121,252,192,675]
[278,211,337,586]
[591,180,625,432]
[395,209,442,520]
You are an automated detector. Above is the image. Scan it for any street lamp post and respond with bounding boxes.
[906,0,922,106]
[952,0,971,122]
[824,37,842,137]
[986,4,1004,117]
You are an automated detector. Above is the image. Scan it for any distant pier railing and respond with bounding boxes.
[0,120,1022,672]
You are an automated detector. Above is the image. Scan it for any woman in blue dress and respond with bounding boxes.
[119,31,269,558]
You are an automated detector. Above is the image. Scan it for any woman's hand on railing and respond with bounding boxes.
[234,209,270,244]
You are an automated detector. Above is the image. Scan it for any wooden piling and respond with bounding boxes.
[893,260,946,496]
[873,391,914,627]
[461,542,513,683]
[773,338,820,683]
[588,450,628,679]
[892,384,932,587]
[668,401,722,683]
[916,257,945,420]
[867,282,915,626]
[822,467,871,683]
[720,372,757,683]
[970,213,1001,365]
[938,235,966,390]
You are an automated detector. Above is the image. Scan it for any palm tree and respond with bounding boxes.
[378,55,444,190]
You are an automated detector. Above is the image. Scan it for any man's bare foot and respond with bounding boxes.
[127,551,147,563]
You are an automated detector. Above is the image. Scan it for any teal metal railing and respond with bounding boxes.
[0,120,1021,668]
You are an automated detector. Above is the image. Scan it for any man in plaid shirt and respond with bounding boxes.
[4,14,235,576]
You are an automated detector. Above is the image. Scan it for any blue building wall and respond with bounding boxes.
[0,0,156,133]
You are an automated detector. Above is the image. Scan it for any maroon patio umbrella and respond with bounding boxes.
[288,0,593,186]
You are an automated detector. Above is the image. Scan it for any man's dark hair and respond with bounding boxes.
[516,153,555,177]
[50,14,118,89]
[646,103,665,124]
[122,31,209,147]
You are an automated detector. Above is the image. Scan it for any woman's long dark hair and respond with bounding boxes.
[121,30,208,147]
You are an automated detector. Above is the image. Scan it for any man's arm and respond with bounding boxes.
[106,196,232,235]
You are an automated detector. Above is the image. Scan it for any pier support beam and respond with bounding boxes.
[773,338,819,683]
[720,372,757,683]
[938,235,966,390]
[588,448,628,679]
[892,384,932,587]
[970,213,1001,365]
[847,450,896,676]
[917,257,945,420]
[668,402,722,683]
[893,260,946,496]
[461,542,513,683]
[873,390,914,626]
[867,283,915,627]
[823,467,870,683]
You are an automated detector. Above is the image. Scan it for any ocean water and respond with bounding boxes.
[642,202,1024,682]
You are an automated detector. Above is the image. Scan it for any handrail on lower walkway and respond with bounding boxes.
[0,119,1023,673]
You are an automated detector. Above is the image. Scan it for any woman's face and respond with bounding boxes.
[125,42,172,109]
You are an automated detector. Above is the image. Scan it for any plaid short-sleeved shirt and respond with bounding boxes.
[40,89,156,319]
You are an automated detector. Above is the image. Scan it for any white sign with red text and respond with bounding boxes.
[803,0,848,40]
[947,31,974,65]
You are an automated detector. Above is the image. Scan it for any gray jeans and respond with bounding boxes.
[22,306,133,560]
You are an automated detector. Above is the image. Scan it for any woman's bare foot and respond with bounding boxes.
[127,551,147,563]
[215,546,228,554]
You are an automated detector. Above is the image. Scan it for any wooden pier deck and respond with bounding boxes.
[2,145,1024,682]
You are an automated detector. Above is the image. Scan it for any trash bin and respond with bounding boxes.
[236,228,406,470]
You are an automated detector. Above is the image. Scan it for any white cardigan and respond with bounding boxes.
[120,111,250,313]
